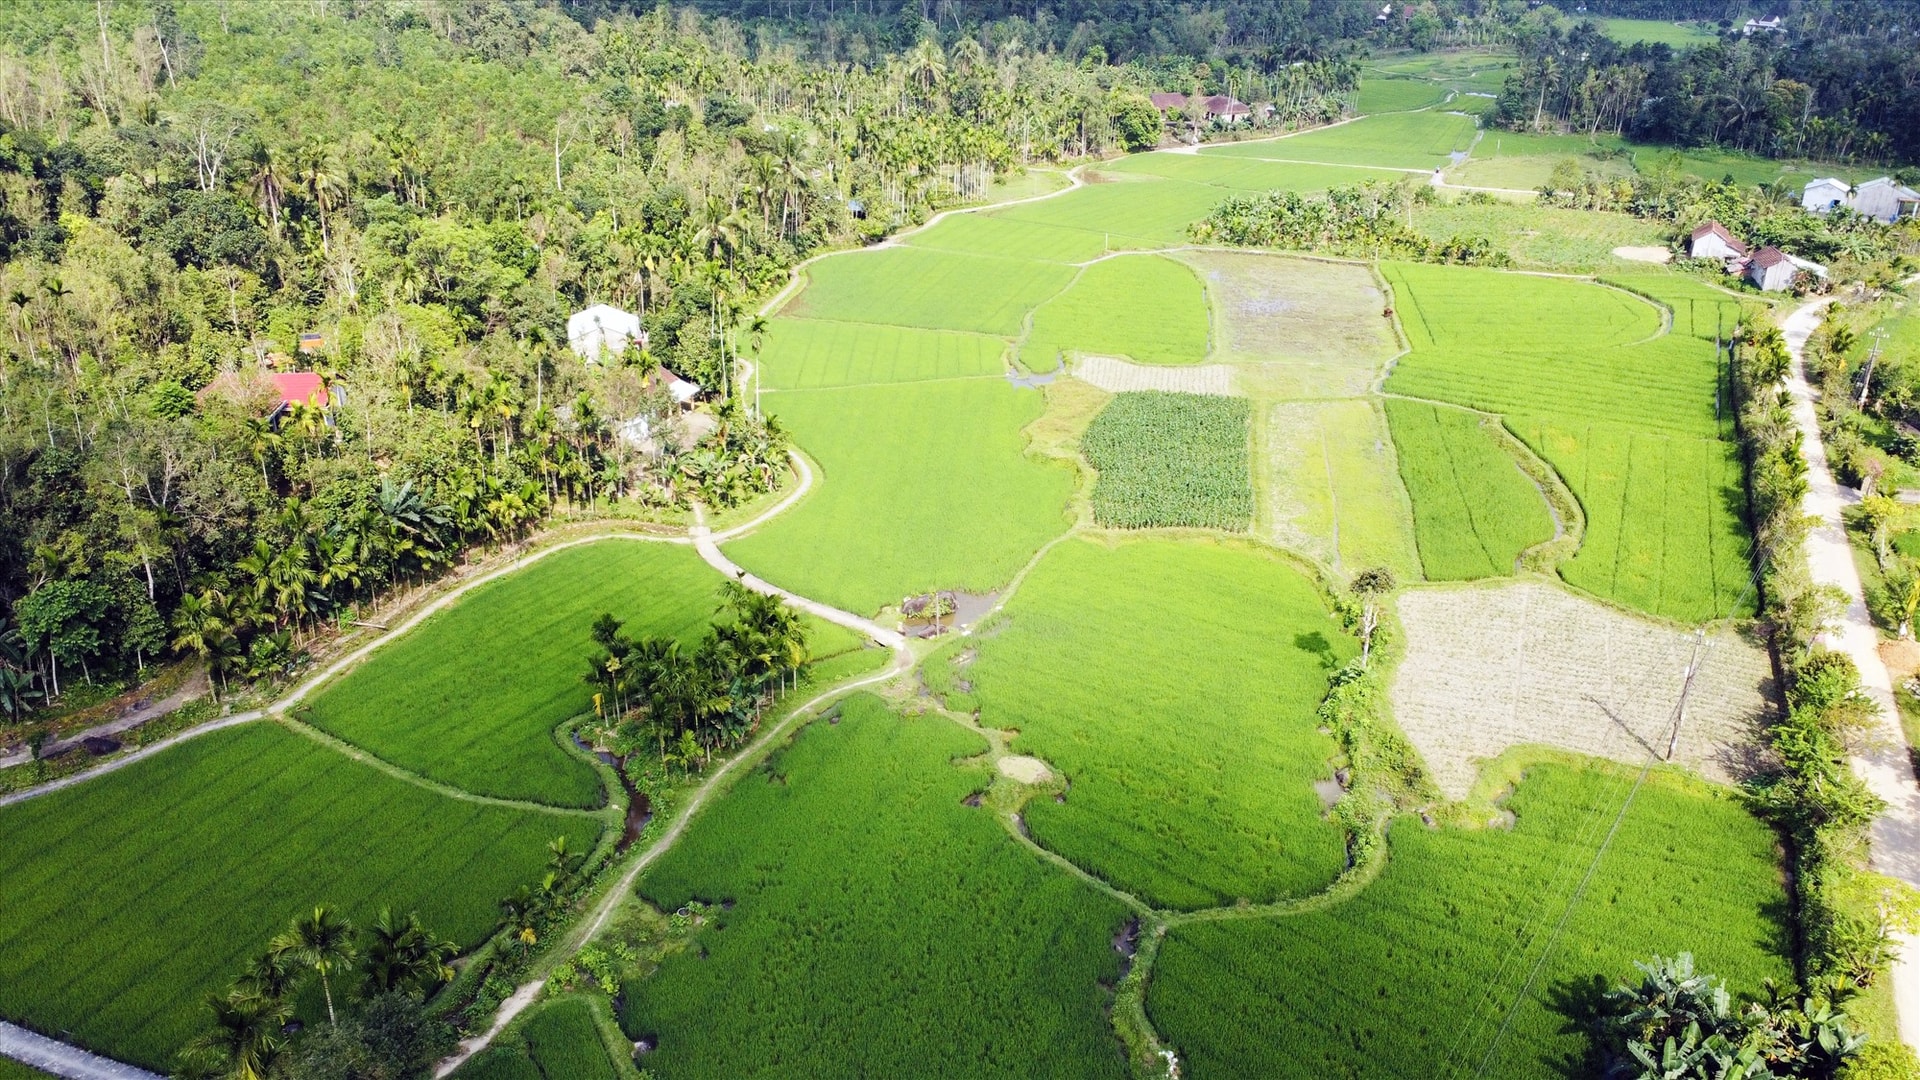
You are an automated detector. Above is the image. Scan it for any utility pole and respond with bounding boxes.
[1860,327,1889,410]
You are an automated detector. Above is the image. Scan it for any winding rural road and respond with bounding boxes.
[1781,294,1920,1049]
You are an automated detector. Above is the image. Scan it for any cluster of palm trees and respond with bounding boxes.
[167,480,468,695]
[586,582,810,769]
[179,906,455,1080]
[495,836,584,964]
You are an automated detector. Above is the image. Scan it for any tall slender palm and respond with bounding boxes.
[271,905,356,1026]
[191,993,289,1080]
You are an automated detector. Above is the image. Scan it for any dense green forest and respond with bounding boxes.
[1,0,1303,714]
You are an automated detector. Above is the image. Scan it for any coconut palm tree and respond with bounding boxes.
[271,905,356,1026]
[191,992,289,1080]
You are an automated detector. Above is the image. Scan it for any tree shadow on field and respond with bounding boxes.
[1540,973,1611,1078]
[1293,631,1337,669]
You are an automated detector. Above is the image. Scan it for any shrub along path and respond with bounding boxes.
[1782,291,1920,1049]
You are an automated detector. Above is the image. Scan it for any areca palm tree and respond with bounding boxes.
[270,905,356,1026]
[359,908,456,997]
[235,948,302,1005]
[191,992,289,1080]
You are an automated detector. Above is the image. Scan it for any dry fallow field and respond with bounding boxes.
[1392,581,1774,799]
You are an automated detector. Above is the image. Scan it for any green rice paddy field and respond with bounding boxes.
[1148,759,1791,1079]
[1383,263,1751,620]
[299,541,732,808]
[1020,254,1211,370]
[623,695,1131,1079]
[1385,399,1554,580]
[723,379,1076,614]
[0,723,599,1069]
[951,536,1354,910]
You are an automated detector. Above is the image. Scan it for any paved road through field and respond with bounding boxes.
[1782,291,1920,1050]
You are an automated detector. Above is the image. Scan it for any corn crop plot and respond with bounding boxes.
[1200,111,1479,170]
[1260,400,1422,579]
[754,318,1006,390]
[1020,254,1212,371]
[1511,417,1752,622]
[454,998,620,1080]
[724,379,1075,615]
[1358,77,1453,113]
[783,246,1073,336]
[1385,400,1554,580]
[964,536,1354,910]
[1083,392,1253,531]
[0,723,600,1069]
[1382,263,1748,620]
[1180,251,1397,391]
[302,541,727,807]
[1391,581,1771,798]
[624,696,1130,1079]
[1148,759,1791,1079]
[903,208,1107,264]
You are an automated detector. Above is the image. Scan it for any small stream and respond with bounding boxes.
[574,731,652,852]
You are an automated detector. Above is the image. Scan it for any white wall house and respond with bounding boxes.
[1688,221,1747,260]
[1801,177,1851,214]
[567,304,646,363]
[1747,247,1797,291]
[1851,177,1920,224]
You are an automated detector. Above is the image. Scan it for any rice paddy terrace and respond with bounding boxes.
[1,95,1799,1080]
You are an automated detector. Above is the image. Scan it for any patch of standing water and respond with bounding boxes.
[1006,368,1056,389]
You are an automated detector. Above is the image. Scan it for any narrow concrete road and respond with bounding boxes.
[691,523,905,649]
[0,1022,162,1080]
[1781,295,1920,1047]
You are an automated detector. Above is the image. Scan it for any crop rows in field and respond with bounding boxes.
[756,318,1006,390]
[1385,399,1554,580]
[0,723,598,1068]
[1512,417,1752,622]
[726,379,1076,615]
[301,541,730,807]
[1020,254,1211,371]
[960,536,1353,909]
[1084,392,1253,532]
[1392,581,1774,798]
[624,695,1130,1079]
[1382,263,1749,621]
[1148,759,1791,1078]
